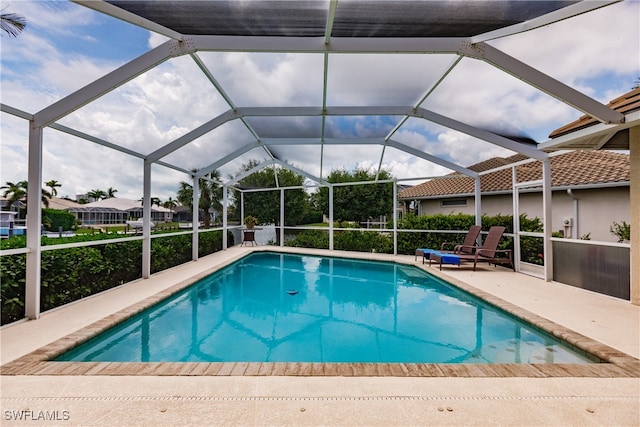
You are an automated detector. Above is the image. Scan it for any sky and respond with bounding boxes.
[1,0,638,202]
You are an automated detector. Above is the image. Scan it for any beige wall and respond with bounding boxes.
[417,186,630,242]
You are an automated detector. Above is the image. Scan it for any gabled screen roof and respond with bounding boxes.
[4,0,633,195]
[106,0,580,38]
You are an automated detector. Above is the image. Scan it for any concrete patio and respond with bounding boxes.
[1,246,639,426]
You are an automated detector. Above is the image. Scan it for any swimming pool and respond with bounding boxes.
[56,252,595,364]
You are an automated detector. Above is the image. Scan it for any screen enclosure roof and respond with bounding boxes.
[25,0,633,189]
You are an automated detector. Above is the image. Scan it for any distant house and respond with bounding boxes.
[0,211,25,237]
[0,197,25,213]
[172,205,193,223]
[67,198,173,225]
[398,150,629,242]
[546,87,639,146]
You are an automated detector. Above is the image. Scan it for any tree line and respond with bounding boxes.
[1,162,396,228]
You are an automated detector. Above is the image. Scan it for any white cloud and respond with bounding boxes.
[423,58,581,141]
[15,1,96,35]
[148,32,169,49]
[490,1,640,87]
[326,54,459,106]
[434,131,513,167]
[200,52,324,107]
[393,121,515,171]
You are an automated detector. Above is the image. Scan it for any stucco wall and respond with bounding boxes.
[417,186,629,242]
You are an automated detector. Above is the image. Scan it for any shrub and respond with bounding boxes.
[301,210,323,224]
[610,220,630,243]
[334,230,393,253]
[0,230,234,325]
[42,208,77,231]
[0,253,26,324]
[40,247,110,310]
[285,229,329,249]
[396,213,477,255]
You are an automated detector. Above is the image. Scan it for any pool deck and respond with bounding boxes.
[1,246,639,426]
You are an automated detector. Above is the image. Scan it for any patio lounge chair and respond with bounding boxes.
[429,226,514,271]
[415,225,482,262]
[440,224,482,255]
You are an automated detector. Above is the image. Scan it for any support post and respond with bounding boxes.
[142,160,152,278]
[542,159,553,282]
[474,176,482,249]
[222,186,228,250]
[25,124,43,319]
[512,167,521,271]
[474,177,482,227]
[630,125,639,305]
[280,188,285,246]
[329,185,334,251]
[393,182,398,255]
[240,192,245,228]
[192,175,199,260]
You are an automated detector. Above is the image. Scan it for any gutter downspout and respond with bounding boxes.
[567,189,578,239]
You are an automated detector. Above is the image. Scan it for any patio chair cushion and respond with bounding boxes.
[430,252,461,266]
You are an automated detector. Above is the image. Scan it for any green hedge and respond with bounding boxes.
[396,213,477,255]
[0,231,233,325]
[334,230,393,253]
[42,208,77,231]
[301,210,323,225]
[284,228,394,253]
[285,229,329,249]
[285,213,544,262]
[396,213,542,259]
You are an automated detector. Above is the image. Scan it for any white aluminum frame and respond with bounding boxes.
[4,0,630,319]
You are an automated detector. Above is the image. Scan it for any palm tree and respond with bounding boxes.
[177,170,222,228]
[1,180,51,211]
[106,187,118,198]
[87,189,107,202]
[177,181,194,208]
[1,8,26,37]
[1,181,26,210]
[162,197,178,215]
[162,197,178,210]
[162,197,179,223]
[45,179,61,197]
[138,196,162,207]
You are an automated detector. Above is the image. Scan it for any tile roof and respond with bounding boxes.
[399,150,629,200]
[548,87,640,138]
[83,198,172,212]
[42,197,83,210]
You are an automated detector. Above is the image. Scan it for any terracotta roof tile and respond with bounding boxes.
[467,154,529,173]
[399,150,629,199]
[549,87,640,138]
[43,197,83,210]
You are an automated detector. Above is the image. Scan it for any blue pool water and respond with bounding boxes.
[56,252,595,364]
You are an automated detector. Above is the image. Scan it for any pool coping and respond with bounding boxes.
[2,248,639,378]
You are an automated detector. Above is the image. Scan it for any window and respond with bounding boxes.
[441,198,467,207]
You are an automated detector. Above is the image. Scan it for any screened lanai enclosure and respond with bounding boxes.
[1,0,638,320]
